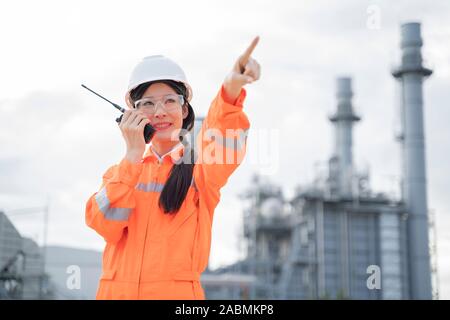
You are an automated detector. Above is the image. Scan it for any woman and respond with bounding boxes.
[85,37,261,299]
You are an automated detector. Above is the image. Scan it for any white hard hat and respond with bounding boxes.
[125,55,193,108]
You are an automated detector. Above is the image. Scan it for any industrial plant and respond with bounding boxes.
[202,22,437,300]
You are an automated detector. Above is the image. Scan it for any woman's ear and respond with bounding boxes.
[125,92,134,109]
[182,104,189,119]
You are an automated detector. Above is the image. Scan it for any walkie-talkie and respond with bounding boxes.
[81,84,156,144]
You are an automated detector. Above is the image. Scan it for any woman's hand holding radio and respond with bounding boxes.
[120,110,151,163]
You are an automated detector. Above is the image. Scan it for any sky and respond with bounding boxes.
[0,0,449,299]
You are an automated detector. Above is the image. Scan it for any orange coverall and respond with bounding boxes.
[85,84,249,299]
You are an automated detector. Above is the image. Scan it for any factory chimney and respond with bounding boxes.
[329,77,360,198]
[392,22,433,299]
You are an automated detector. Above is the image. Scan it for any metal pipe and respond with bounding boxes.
[329,77,360,198]
[392,22,433,300]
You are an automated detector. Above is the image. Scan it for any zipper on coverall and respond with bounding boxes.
[137,160,162,298]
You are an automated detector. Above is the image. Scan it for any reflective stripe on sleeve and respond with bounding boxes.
[95,187,132,221]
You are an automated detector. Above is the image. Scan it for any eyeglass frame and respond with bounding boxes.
[133,93,185,113]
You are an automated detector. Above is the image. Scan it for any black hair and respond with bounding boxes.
[129,79,196,214]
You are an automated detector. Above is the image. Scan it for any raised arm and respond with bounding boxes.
[193,36,261,218]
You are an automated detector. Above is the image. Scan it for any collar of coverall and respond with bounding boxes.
[142,141,186,165]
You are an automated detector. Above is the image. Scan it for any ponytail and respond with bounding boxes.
[159,140,196,214]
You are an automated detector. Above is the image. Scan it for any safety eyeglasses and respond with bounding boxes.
[134,94,184,113]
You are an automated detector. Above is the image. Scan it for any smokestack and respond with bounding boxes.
[392,22,433,299]
[329,77,360,198]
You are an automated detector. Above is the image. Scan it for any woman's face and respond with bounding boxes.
[139,82,188,142]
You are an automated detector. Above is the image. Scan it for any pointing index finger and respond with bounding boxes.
[241,36,260,65]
